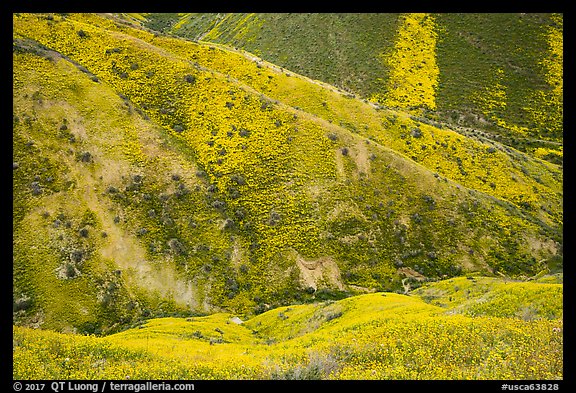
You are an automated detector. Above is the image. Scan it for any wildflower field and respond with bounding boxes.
[13,13,562,381]
[143,12,563,159]
[13,275,562,379]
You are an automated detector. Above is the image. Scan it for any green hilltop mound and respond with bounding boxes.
[13,13,563,380]
[412,275,563,319]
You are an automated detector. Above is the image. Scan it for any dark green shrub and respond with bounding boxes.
[411,128,423,138]
[268,210,281,225]
[167,238,186,255]
[77,151,92,163]
[230,174,246,185]
[13,296,32,312]
[212,200,226,210]
[30,181,42,195]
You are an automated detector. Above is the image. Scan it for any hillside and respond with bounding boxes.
[13,275,563,379]
[137,13,563,163]
[13,11,562,342]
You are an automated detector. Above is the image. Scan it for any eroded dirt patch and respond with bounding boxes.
[296,254,344,291]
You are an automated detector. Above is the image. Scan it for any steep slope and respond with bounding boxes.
[13,276,563,379]
[143,12,563,162]
[13,13,562,334]
[13,37,216,333]
[100,12,562,228]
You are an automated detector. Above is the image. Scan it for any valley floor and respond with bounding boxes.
[13,275,563,380]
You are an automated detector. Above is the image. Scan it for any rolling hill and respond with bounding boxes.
[13,274,563,379]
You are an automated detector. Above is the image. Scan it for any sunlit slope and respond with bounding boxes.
[14,13,563,230]
[13,13,561,334]
[413,275,563,319]
[144,12,562,159]
[57,13,562,229]
[13,278,563,379]
[13,38,229,333]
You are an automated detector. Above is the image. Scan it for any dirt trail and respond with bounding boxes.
[334,149,346,179]
[353,140,370,175]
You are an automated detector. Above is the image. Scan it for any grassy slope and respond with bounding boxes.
[13,276,563,379]
[71,14,563,223]
[109,12,563,229]
[150,12,562,160]
[13,13,562,334]
[412,274,563,319]
[13,37,217,333]
[142,13,398,100]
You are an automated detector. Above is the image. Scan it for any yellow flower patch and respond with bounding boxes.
[373,13,439,110]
